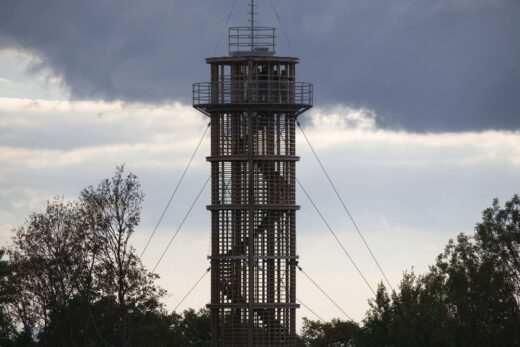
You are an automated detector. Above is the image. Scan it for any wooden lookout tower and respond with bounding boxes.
[193,1,313,345]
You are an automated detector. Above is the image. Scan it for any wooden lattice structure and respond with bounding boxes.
[193,10,313,345]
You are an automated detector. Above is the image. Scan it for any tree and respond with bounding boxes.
[80,165,162,346]
[169,308,211,346]
[299,317,360,346]
[0,248,15,345]
[433,195,520,345]
[5,166,166,346]
[359,283,394,347]
[8,198,96,346]
[357,195,520,347]
[475,195,520,310]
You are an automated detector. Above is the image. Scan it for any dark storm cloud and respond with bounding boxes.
[0,0,519,132]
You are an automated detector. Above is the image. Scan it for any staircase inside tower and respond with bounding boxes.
[211,111,297,345]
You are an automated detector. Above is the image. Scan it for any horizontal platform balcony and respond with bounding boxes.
[193,79,313,113]
[207,303,300,309]
[207,204,300,211]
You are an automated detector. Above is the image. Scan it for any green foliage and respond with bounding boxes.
[3,166,171,346]
[0,248,15,346]
[2,167,519,346]
[168,308,211,346]
[356,194,520,347]
[1,166,214,346]
[302,195,520,347]
[300,317,360,346]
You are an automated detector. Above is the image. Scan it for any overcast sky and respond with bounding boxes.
[1,0,519,327]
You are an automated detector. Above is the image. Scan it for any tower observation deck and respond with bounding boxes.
[193,2,313,345]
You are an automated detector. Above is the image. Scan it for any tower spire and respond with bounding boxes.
[249,0,256,50]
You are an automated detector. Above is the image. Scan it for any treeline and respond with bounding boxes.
[0,167,210,346]
[298,194,520,347]
[0,167,518,346]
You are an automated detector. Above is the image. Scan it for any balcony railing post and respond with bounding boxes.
[194,80,313,107]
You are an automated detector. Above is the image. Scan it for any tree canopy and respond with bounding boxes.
[0,166,210,346]
[300,194,520,347]
[0,166,518,346]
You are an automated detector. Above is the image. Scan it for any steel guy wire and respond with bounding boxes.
[151,175,211,273]
[269,0,296,56]
[297,298,325,322]
[297,265,353,321]
[140,122,210,259]
[174,266,211,312]
[213,0,240,55]
[279,267,324,322]
[296,178,376,296]
[297,121,394,292]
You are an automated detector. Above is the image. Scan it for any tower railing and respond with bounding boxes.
[229,27,276,55]
[193,79,313,107]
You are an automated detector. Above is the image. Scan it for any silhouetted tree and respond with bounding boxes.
[8,198,96,346]
[356,194,520,347]
[5,166,166,346]
[80,165,163,346]
[0,248,16,345]
[3,170,518,346]
[299,317,360,346]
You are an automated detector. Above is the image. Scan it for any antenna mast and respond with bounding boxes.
[249,0,256,50]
